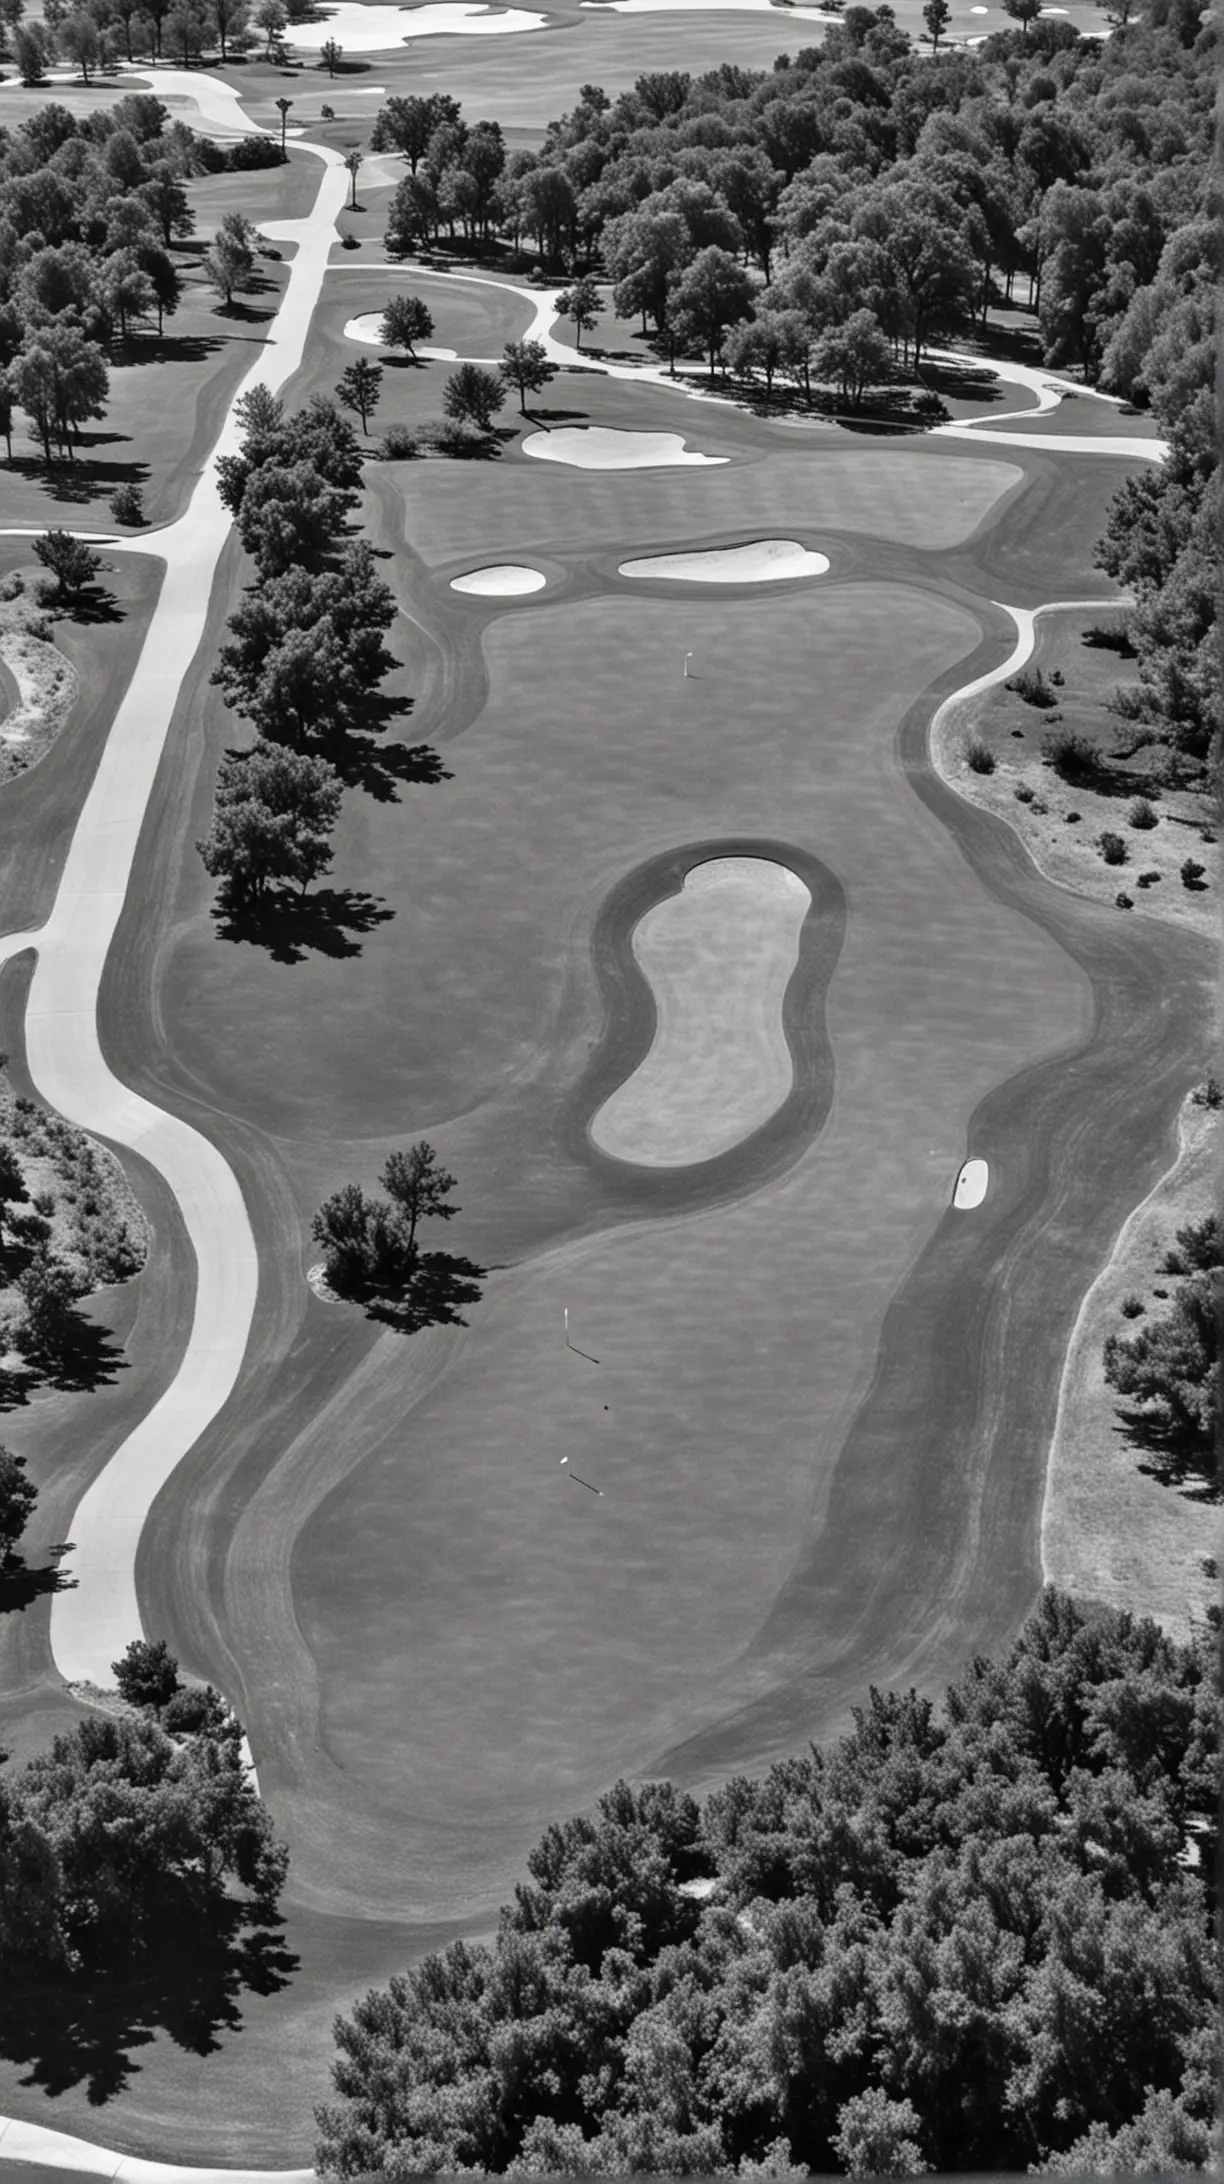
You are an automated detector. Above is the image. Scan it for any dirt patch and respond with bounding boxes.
[0,594,80,786]
[934,605,1215,940]
[1042,1092,1219,1639]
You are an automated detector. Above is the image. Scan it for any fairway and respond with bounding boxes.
[0,12,1213,2163]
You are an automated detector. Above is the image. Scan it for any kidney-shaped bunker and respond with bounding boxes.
[619,539,830,583]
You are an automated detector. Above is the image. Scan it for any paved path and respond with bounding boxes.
[0,136,347,1686]
[0,2116,311,2183]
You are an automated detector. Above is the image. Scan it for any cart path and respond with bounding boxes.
[0,143,348,1685]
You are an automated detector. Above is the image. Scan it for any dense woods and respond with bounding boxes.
[315,1590,1219,2176]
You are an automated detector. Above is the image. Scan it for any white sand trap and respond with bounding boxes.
[342,313,456,358]
[619,538,829,584]
[953,1157,989,1209]
[523,427,726,470]
[591,857,810,1168]
[0,2115,312,2183]
[451,563,546,595]
[290,0,543,47]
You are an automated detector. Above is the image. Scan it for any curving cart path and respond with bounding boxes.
[0,2117,311,2184]
[0,132,348,1686]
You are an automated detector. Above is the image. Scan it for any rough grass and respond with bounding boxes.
[0,1075,148,1327]
[938,607,1215,940]
[1042,1092,1219,1638]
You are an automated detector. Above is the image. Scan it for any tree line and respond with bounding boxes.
[315,1588,1218,2175]
[369,0,1215,762]
[1105,1205,1219,1491]
[0,0,316,80]
[0,92,282,480]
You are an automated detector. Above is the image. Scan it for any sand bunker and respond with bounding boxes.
[290,0,543,48]
[523,427,726,470]
[953,1157,989,1209]
[591,857,810,1168]
[583,0,835,13]
[342,313,456,357]
[451,564,546,596]
[619,539,829,584]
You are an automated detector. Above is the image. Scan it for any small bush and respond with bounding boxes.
[1030,798,1048,815]
[321,101,335,117]
[32,1190,55,1216]
[378,424,419,460]
[1014,784,1035,803]
[109,482,145,526]
[1099,831,1127,866]
[1119,1295,1145,1318]
[965,736,995,775]
[1050,668,1065,686]
[1137,871,1162,888]
[1065,811,1081,823]
[1043,726,1099,783]
[429,416,491,458]
[1115,892,1133,908]
[1128,798,1159,830]
[1152,1287,1168,1299]
[341,231,360,250]
[1191,1077,1222,1108]
[227,134,282,171]
[0,573,24,601]
[1010,728,1024,738]
[1181,859,1207,888]
[1007,665,1058,708]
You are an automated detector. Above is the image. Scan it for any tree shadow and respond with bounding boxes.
[217,299,276,324]
[1083,625,1137,657]
[1113,1408,1220,1498]
[366,1252,486,1334]
[526,407,590,424]
[0,1904,299,2106]
[16,1308,129,1393]
[0,1547,76,1615]
[214,883,395,963]
[63,581,127,626]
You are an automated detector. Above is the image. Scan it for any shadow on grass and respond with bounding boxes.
[215,883,395,963]
[363,1252,486,1334]
[0,1546,76,1615]
[1117,1408,1222,1500]
[6,454,149,510]
[0,1905,299,2106]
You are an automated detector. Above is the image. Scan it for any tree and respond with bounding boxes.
[921,0,950,46]
[380,293,433,358]
[164,0,208,62]
[832,2091,931,2177]
[724,309,810,399]
[499,337,555,416]
[370,92,459,172]
[275,94,293,161]
[211,0,250,58]
[0,1139,28,1236]
[197,740,344,904]
[32,528,102,601]
[320,31,341,71]
[442,362,504,433]
[554,275,600,350]
[813,308,892,409]
[1104,1272,1218,1479]
[0,379,11,463]
[342,147,362,206]
[381,1142,459,1258]
[59,10,102,77]
[336,357,382,434]
[139,161,193,248]
[385,171,438,255]
[99,250,157,344]
[14,1252,80,1361]
[112,1635,181,1709]
[213,542,396,739]
[0,1446,37,1566]
[1003,0,1043,33]
[254,0,285,51]
[670,245,755,379]
[12,18,48,76]
[12,326,109,465]
[202,227,253,308]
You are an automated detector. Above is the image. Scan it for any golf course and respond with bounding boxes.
[0,0,1215,2164]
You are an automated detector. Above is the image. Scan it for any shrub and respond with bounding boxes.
[1010,727,1024,737]
[341,232,360,250]
[1137,871,1162,887]
[1043,726,1099,783]
[1099,831,1127,865]
[1014,784,1034,803]
[1007,665,1057,707]
[1191,1077,1222,1108]
[1030,798,1048,815]
[1120,1295,1145,1318]
[378,424,419,460]
[1116,892,1133,908]
[111,1636,181,1709]
[965,736,995,775]
[109,482,145,526]
[1050,668,1065,686]
[1128,798,1159,829]
[321,102,335,117]
[429,416,492,458]
[1065,811,1081,823]
[227,134,282,170]
[1181,859,1207,888]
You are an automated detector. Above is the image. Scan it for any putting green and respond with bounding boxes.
[590,856,811,1166]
